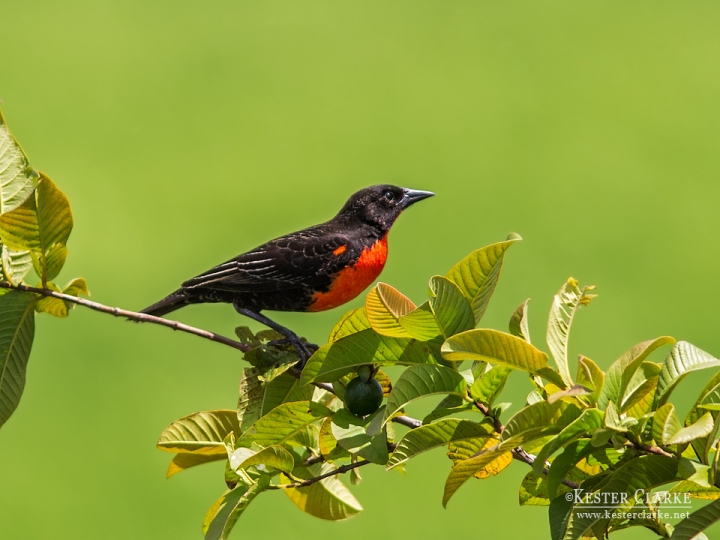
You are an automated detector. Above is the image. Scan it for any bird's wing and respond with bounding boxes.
[181,230,355,293]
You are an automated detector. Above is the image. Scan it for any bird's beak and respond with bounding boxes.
[401,188,435,209]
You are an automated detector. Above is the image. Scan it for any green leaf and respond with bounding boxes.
[1,245,32,284]
[500,401,581,450]
[0,108,39,214]
[0,290,36,429]
[237,401,332,448]
[564,455,680,540]
[397,302,440,342]
[282,463,363,520]
[365,283,415,338]
[398,301,442,341]
[549,494,574,540]
[237,368,263,432]
[301,329,439,385]
[421,394,475,424]
[546,278,596,388]
[203,476,270,540]
[670,499,720,540]
[620,361,661,415]
[263,373,314,418]
[428,276,474,338]
[166,453,227,479]
[469,364,512,406]
[387,418,495,470]
[442,329,565,387]
[547,440,596,500]
[509,299,531,342]
[231,445,295,474]
[157,410,240,454]
[520,471,571,506]
[653,403,713,446]
[547,384,592,405]
[533,409,604,475]
[445,235,521,323]
[576,356,604,405]
[598,336,675,410]
[384,364,467,422]
[331,408,388,464]
[655,341,720,409]
[603,401,626,432]
[329,308,370,342]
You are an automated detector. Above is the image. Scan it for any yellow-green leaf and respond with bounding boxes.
[509,299,531,343]
[329,308,370,342]
[655,341,720,409]
[166,453,227,479]
[1,245,32,284]
[429,276,475,338]
[441,328,565,387]
[653,403,714,446]
[236,401,332,449]
[598,336,675,410]
[546,278,596,388]
[0,108,38,214]
[445,235,520,323]
[157,410,240,454]
[282,463,362,520]
[231,445,295,474]
[398,301,442,341]
[365,283,415,338]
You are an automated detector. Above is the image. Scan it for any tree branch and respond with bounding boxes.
[472,398,580,489]
[0,280,253,353]
[0,281,582,489]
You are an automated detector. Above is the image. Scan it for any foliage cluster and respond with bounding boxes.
[0,108,87,429]
[158,234,720,540]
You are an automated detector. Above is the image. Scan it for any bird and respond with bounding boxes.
[140,184,435,363]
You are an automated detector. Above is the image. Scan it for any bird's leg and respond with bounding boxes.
[233,304,314,366]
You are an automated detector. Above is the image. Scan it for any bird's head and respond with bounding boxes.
[337,184,435,232]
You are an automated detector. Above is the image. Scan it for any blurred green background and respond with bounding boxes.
[2,1,720,538]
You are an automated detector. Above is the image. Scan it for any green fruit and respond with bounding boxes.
[344,376,383,417]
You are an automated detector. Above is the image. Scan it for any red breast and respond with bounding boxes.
[308,235,389,312]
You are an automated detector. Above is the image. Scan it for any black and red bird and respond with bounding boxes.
[141,184,434,360]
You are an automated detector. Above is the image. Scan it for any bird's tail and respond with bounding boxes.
[140,289,190,318]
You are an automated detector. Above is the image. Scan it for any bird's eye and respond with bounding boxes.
[383,191,395,201]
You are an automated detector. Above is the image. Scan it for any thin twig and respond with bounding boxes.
[282,460,371,488]
[473,400,504,433]
[391,415,423,429]
[635,442,674,459]
[287,367,334,393]
[0,281,253,353]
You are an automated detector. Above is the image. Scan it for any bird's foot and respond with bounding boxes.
[234,305,316,368]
